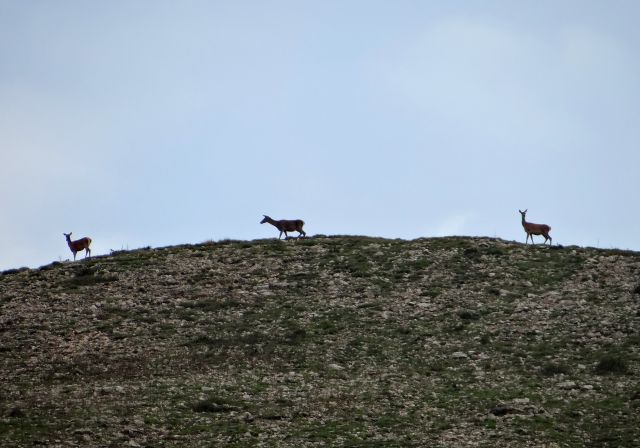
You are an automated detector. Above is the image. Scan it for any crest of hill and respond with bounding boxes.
[1,236,639,446]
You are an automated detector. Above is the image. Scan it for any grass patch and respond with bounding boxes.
[62,267,118,288]
[1,267,30,276]
[181,297,242,312]
[541,362,572,376]
[594,354,628,375]
[458,310,480,321]
[192,397,240,413]
[513,251,585,290]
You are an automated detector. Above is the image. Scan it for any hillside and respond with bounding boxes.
[1,236,639,447]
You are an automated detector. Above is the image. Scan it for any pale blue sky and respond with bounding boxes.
[2,1,639,269]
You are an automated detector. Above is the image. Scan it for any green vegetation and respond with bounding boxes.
[595,354,629,375]
[61,265,118,289]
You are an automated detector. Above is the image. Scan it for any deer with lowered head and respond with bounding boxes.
[519,209,552,245]
[63,232,92,260]
[260,215,306,240]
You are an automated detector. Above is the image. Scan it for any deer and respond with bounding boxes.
[63,232,92,260]
[260,215,306,240]
[519,209,552,245]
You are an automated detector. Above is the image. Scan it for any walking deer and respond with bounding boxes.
[63,232,92,260]
[519,210,552,245]
[260,215,306,240]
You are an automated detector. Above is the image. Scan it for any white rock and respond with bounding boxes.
[558,381,577,390]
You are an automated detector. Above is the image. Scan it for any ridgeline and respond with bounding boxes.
[1,236,639,447]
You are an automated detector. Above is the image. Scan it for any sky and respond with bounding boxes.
[2,1,640,270]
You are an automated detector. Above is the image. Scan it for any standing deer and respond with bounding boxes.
[63,232,92,260]
[519,209,552,245]
[260,215,306,240]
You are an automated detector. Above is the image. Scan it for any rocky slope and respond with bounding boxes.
[1,236,639,447]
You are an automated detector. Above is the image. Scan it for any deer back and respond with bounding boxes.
[280,219,304,231]
[524,222,551,234]
[70,237,92,250]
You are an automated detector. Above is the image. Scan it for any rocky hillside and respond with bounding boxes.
[1,236,639,447]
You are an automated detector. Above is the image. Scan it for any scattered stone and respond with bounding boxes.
[2,236,639,446]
